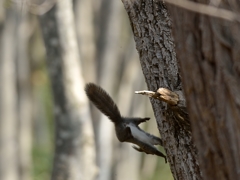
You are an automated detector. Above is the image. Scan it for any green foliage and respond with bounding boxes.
[31,64,54,180]
[3,0,12,9]
[142,147,174,180]
[32,145,53,180]
[152,158,174,180]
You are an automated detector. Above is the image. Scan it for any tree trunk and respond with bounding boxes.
[95,1,123,179]
[121,0,202,179]
[15,10,32,180]
[0,7,33,180]
[114,49,143,180]
[0,8,19,180]
[74,0,97,83]
[39,1,97,179]
[168,1,240,179]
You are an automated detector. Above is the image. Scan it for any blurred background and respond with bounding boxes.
[0,0,173,179]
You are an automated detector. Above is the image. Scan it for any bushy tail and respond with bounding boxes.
[85,83,122,123]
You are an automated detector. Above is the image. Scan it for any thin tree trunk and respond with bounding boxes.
[15,10,32,180]
[168,1,240,179]
[0,8,19,180]
[121,0,202,179]
[74,0,96,83]
[96,1,123,180]
[115,50,142,180]
[39,1,97,179]
[0,7,33,180]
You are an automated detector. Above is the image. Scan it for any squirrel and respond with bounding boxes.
[85,83,167,162]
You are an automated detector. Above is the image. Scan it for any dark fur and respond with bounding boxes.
[85,83,121,123]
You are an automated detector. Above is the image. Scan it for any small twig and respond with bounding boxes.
[136,88,191,132]
[135,90,157,97]
[163,0,240,22]
[7,0,56,15]
[135,88,179,106]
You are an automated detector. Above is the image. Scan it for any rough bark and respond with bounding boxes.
[121,0,202,179]
[168,1,240,179]
[39,1,97,179]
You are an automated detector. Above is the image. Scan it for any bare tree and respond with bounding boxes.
[74,0,97,83]
[15,10,32,180]
[0,8,19,180]
[0,6,33,180]
[168,0,240,179]
[95,1,124,180]
[39,1,97,179]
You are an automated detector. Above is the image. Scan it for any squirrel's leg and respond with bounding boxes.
[127,117,150,125]
[149,135,163,146]
[132,146,144,152]
[134,140,167,163]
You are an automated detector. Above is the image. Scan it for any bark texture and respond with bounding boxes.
[121,0,201,179]
[39,1,97,179]
[168,1,240,179]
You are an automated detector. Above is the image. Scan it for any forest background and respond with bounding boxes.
[2,0,240,180]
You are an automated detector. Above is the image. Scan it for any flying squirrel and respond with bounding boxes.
[85,83,166,162]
